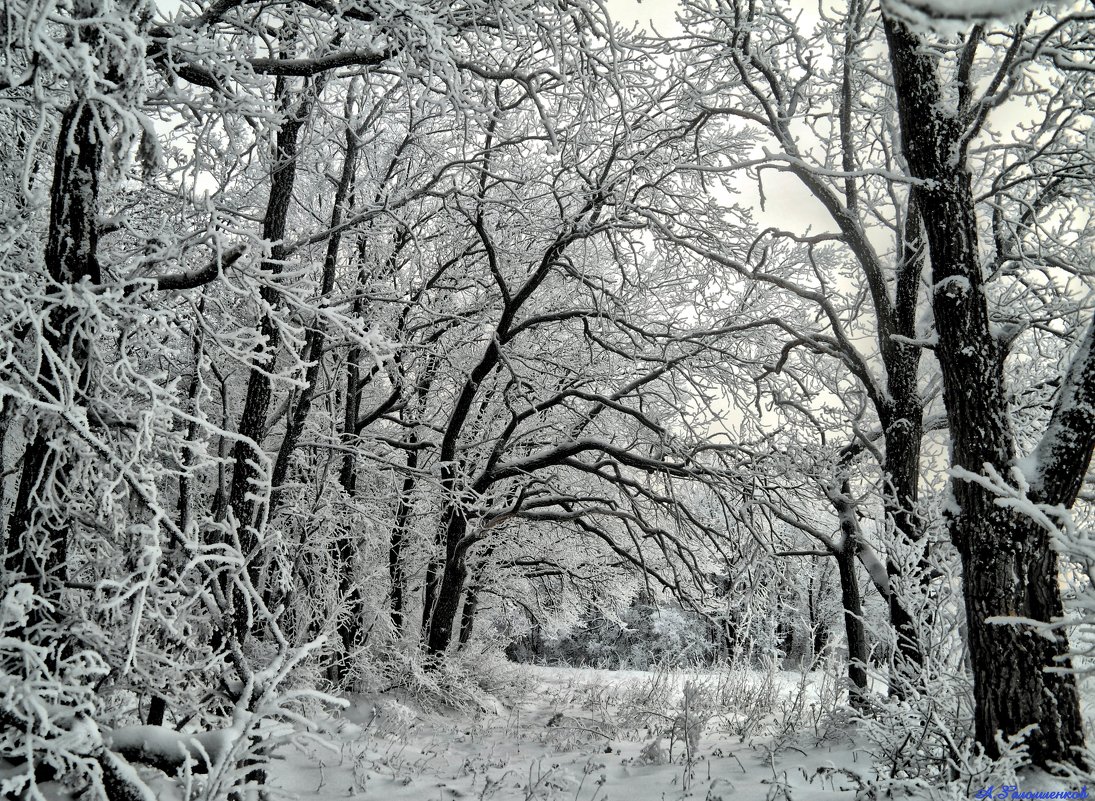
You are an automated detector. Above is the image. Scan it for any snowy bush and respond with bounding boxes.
[532,594,719,669]
[0,586,110,799]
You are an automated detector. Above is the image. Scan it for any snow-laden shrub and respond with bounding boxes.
[0,585,110,800]
[854,512,981,791]
[710,654,785,740]
[537,595,718,669]
[620,669,714,769]
[367,645,531,714]
[669,679,712,764]
[0,161,346,800]
[615,662,677,731]
[0,580,346,801]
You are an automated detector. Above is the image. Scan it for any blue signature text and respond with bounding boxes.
[976,788,1088,800]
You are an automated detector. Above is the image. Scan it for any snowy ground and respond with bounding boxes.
[268,660,871,801]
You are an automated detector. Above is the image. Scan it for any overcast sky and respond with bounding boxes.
[608,0,685,34]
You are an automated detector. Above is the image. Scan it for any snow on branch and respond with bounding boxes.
[104,726,233,775]
[883,0,1065,25]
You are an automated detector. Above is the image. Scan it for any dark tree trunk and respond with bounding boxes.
[830,483,869,706]
[880,398,926,690]
[4,101,101,601]
[226,73,315,636]
[145,696,167,727]
[811,622,828,670]
[835,546,868,706]
[388,447,417,633]
[877,196,929,696]
[424,507,470,654]
[270,103,359,514]
[0,395,14,539]
[457,583,479,647]
[885,15,1089,767]
[807,572,828,668]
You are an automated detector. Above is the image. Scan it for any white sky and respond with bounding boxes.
[608,0,835,236]
[608,0,686,34]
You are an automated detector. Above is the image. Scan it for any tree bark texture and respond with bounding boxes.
[879,196,929,690]
[458,583,480,647]
[226,74,314,635]
[226,78,313,564]
[4,100,101,601]
[830,483,869,706]
[270,107,359,513]
[425,505,470,654]
[885,15,1087,767]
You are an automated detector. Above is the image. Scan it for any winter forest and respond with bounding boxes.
[1,0,1094,798]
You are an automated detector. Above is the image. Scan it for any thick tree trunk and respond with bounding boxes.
[424,507,470,654]
[426,558,467,654]
[0,395,13,530]
[885,15,1087,767]
[835,546,868,706]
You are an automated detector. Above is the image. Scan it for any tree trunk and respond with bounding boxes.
[879,196,929,696]
[835,546,868,706]
[0,395,13,530]
[807,572,829,669]
[145,696,167,727]
[830,483,870,707]
[225,72,314,637]
[457,583,479,648]
[4,100,101,602]
[426,557,467,654]
[424,508,470,654]
[811,622,828,670]
[270,97,358,515]
[389,447,417,633]
[885,15,1087,767]
[880,399,926,692]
